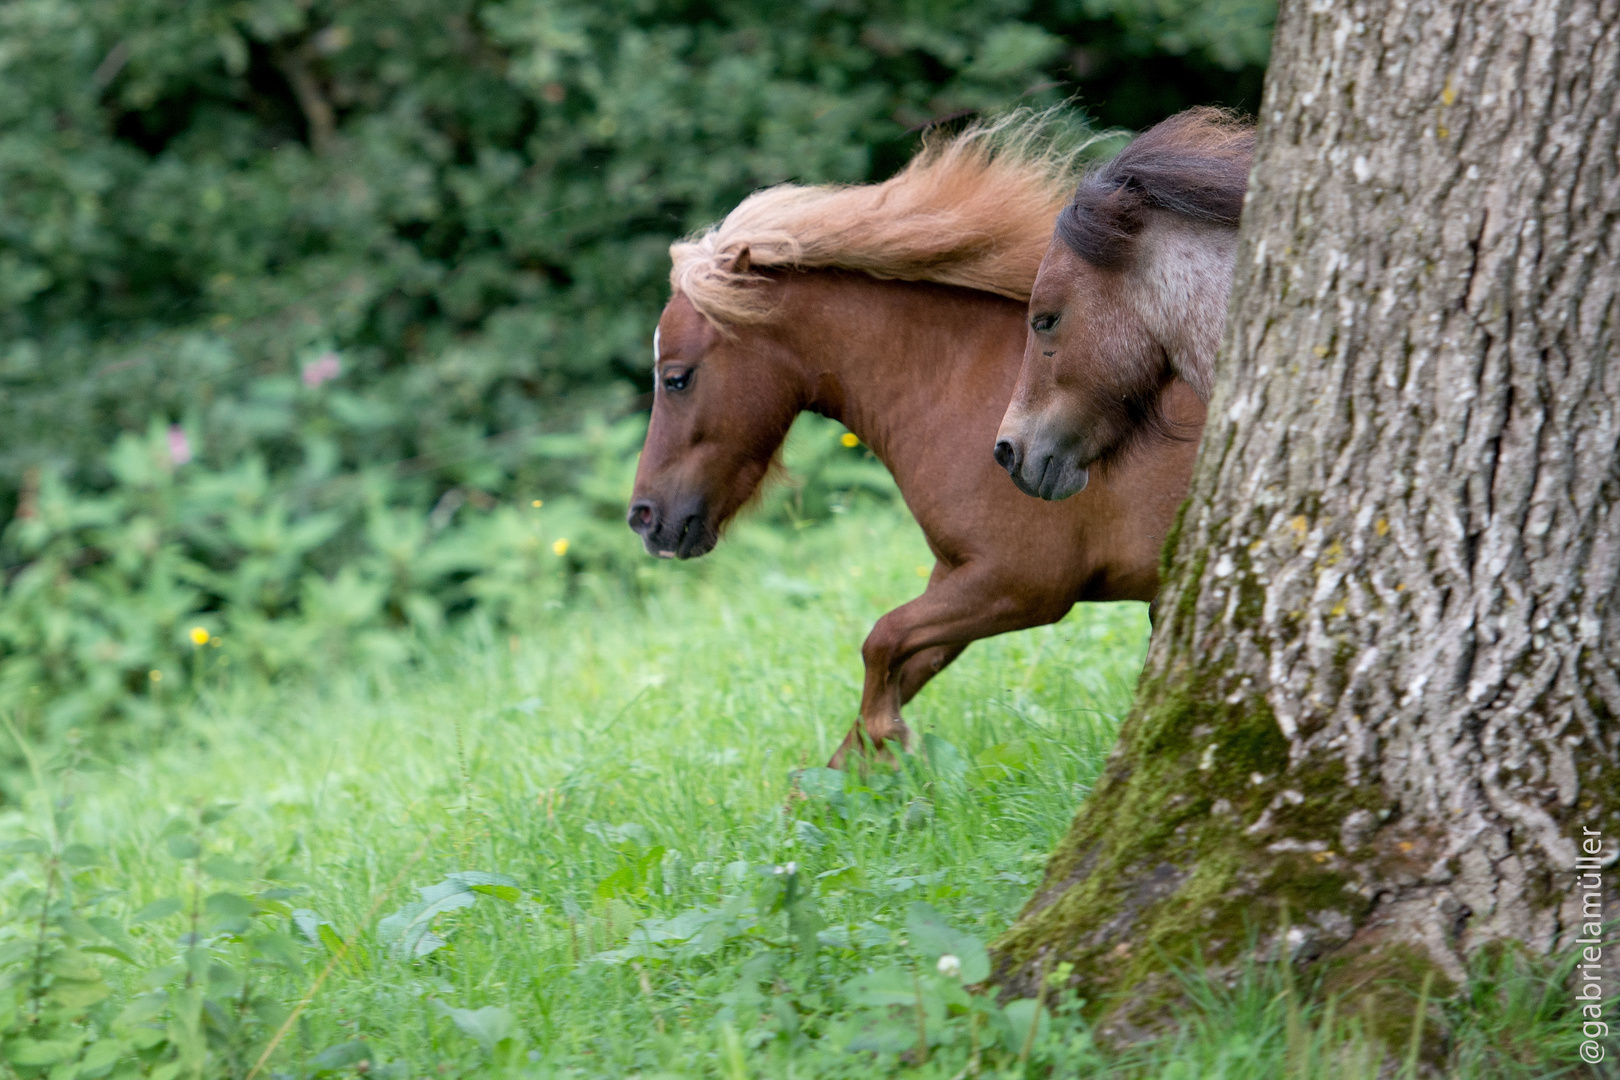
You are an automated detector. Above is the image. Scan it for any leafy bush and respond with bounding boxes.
[1,412,632,742]
[0,783,305,1079]
[0,407,893,752]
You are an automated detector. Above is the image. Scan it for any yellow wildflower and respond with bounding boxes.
[552,538,570,556]
[840,432,859,448]
[189,626,211,646]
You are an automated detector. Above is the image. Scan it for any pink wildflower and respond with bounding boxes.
[302,351,342,388]
[166,425,193,466]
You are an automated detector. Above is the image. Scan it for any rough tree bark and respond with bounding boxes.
[994,0,1620,1031]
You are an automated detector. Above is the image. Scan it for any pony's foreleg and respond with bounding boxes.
[827,643,968,768]
[897,643,969,703]
[828,563,1066,768]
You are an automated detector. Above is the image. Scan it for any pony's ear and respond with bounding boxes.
[730,245,752,274]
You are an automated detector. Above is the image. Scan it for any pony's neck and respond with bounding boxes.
[1129,214,1239,401]
[762,271,1027,471]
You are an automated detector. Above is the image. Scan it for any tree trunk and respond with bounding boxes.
[994,0,1620,1034]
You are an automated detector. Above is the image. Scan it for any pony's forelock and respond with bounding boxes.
[1056,107,1255,270]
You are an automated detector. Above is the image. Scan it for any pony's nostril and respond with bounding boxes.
[626,500,658,535]
[993,438,1021,475]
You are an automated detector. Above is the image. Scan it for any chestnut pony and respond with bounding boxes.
[996,108,1254,500]
[628,118,1203,765]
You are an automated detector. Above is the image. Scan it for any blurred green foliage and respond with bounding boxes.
[0,0,1273,747]
[0,410,896,746]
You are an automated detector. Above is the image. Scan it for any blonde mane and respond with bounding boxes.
[670,111,1105,325]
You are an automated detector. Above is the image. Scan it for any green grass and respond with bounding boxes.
[1,507,1608,1078]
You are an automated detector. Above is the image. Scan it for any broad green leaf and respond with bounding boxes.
[377,873,515,957]
[116,992,169,1027]
[204,891,255,933]
[904,901,990,982]
[310,1040,371,1070]
[788,897,825,955]
[165,835,201,860]
[49,977,110,1009]
[840,966,917,1007]
[815,864,863,890]
[974,739,1036,780]
[921,733,970,782]
[793,767,846,802]
[841,1014,918,1054]
[250,930,306,973]
[594,864,639,899]
[468,883,522,903]
[60,843,101,867]
[47,951,102,980]
[794,819,827,849]
[817,920,890,950]
[435,1002,517,1053]
[316,924,348,957]
[446,871,521,889]
[6,1037,79,1065]
[132,897,184,923]
[82,944,138,964]
[201,855,250,881]
[87,915,138,956]
[1000,999,1050,1053]
[200,802,237,825]
[136,964,185,991]
[77,1036,129,1078]
[292,908,329,946]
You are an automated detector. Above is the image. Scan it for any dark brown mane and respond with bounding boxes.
[1055,107,1255,270]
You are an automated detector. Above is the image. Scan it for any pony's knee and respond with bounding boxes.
[860,618,907,674]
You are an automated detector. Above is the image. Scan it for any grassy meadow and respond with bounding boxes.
[1,506,1600,1078]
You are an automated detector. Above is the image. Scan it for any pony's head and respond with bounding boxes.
[627,274,803,559]
[995,108,1253,500]
[629,111,1090,555]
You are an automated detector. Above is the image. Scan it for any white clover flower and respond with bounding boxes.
[937,954,962,978]
[774,862,797,876]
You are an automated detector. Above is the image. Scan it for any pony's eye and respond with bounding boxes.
[662,369,692,392]
[1030,313,1060,333]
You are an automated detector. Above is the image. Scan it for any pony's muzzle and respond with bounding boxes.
[626,495,714,559]
[995,429,1089,501]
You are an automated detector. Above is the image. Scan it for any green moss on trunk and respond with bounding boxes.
[990,674,1411,1030]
